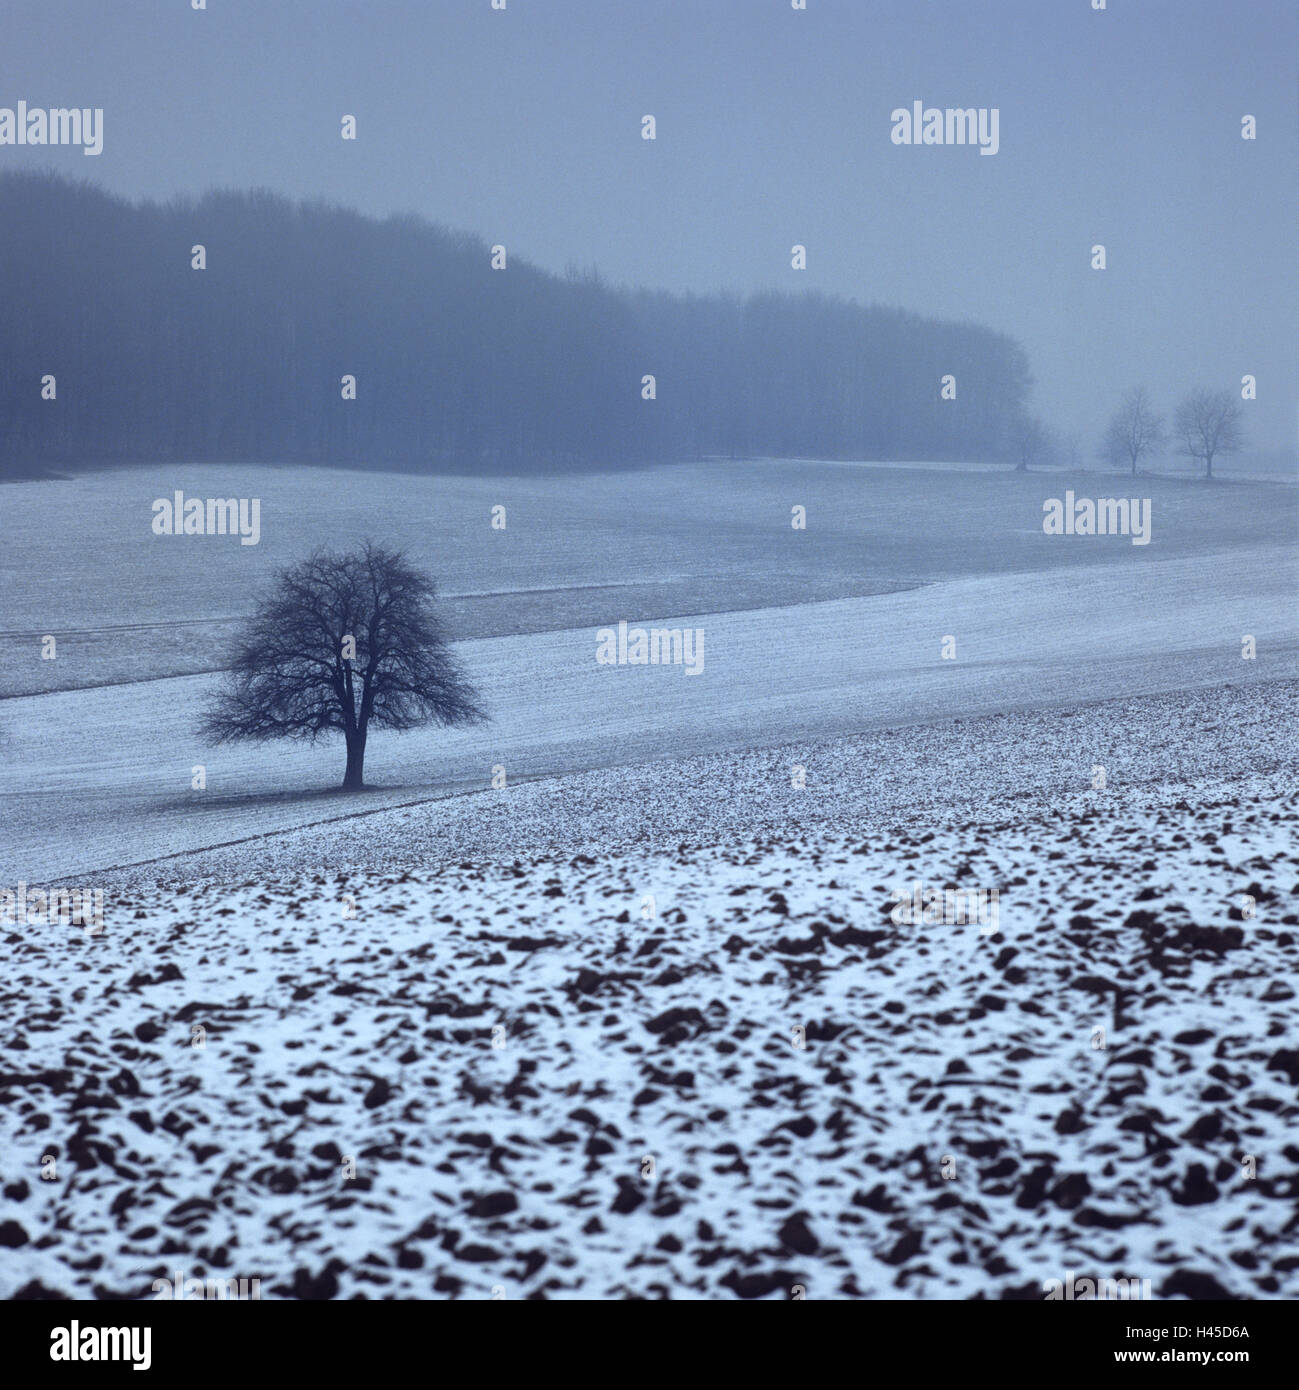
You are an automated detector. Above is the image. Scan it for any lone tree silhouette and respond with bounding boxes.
[1173,387,1244,480]
[1102,386,1164,475]
[201,543,486,791]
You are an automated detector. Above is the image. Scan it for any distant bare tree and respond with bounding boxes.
[201,543,486,791]
[1102,387,1164,474]
[1173,387,1244,479]
[1009,413,1052,471]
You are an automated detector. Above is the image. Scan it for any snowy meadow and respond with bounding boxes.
[1,457,1295,1302]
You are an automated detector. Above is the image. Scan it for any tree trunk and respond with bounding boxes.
[342,733,366,791]
[1205,451,1213,480]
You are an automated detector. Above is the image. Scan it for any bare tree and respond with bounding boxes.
[1102,387,1164,474]
[1173,387,1244,479]
[1008,413,1052,471]
[201,543,486,791]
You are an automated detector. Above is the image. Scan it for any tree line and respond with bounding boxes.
[0,170,1034,474]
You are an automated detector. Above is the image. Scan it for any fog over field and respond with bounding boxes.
[1,0,1297,1347]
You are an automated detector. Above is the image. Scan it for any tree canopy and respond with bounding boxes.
[200,542,485,790]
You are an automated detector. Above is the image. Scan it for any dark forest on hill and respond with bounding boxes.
[0,170,1033,474]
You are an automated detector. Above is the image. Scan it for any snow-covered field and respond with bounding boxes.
[2,544,1294,885]
[1,460,1293,695]
[1,459,1295,1301]
[2,685,1296,1299]
[85,678,1298,889]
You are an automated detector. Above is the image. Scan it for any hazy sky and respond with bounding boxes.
[4,0,1295,454]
